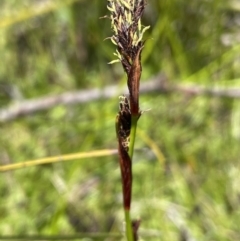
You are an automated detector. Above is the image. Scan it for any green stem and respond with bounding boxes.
[128,115,139,159]
[125,209,134,241]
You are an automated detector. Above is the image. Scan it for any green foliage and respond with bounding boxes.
[0,0,240,240]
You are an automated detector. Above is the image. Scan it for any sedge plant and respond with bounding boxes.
[106,0,149,240]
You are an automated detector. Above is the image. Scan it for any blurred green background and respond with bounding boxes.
[1,0,240,240]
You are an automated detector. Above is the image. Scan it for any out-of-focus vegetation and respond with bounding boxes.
[1,0,240,240]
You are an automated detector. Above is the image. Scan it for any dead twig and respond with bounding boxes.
[1,73,240,123]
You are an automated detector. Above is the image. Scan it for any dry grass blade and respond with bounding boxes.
[0,149,117,172]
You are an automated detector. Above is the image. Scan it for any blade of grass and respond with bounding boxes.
[137,128,166,165]
[0,149,117,172]
[0,0,82,30]
[184,44,240,84]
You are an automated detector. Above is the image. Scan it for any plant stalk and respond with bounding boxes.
[128,115,139,160]
[125,209,134,241]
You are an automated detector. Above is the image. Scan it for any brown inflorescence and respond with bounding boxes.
[108,0,149,115]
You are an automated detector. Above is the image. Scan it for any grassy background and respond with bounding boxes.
[1,0,240,240]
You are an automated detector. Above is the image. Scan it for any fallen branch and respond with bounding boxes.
[1,73,240,123]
